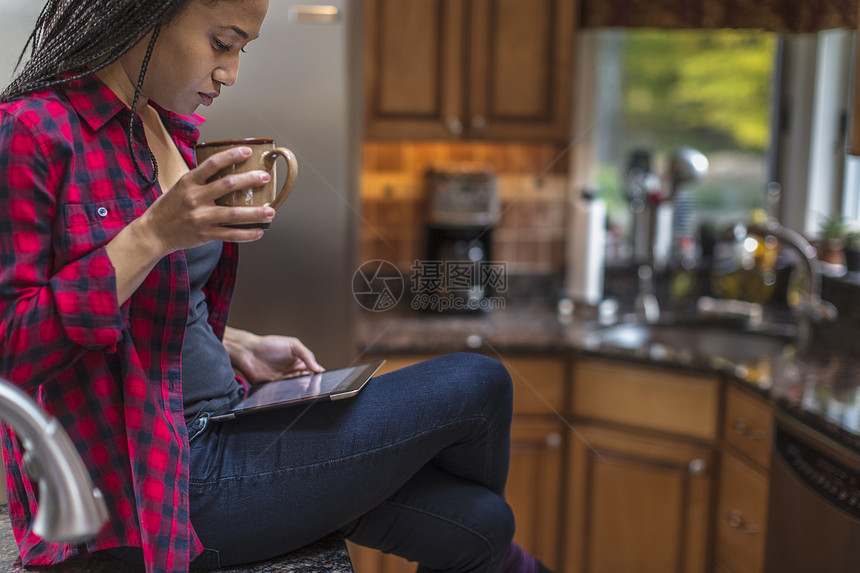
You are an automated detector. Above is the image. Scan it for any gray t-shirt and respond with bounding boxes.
[181,241,243,424]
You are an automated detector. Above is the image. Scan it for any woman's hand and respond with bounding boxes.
[223,327,324,384]
[106,146,275,305]
[140,146,276,254]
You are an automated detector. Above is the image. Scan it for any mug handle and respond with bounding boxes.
[261,147,298,210]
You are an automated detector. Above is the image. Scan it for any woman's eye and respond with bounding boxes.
[213,39,247,54]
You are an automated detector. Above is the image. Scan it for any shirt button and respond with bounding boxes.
[97,207,108,217]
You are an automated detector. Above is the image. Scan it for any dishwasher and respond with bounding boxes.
[765,412,860,572]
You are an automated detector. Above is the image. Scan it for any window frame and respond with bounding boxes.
[774,29,855,237]
[571,28,859,244]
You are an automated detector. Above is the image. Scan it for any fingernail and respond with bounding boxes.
[259,172,271,183]
[264,207,276,217]
[239,147,253,156]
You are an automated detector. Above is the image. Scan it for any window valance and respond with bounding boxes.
[581,0,856,33]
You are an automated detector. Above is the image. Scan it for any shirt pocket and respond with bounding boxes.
[59,198,148,330]
[61,197,146,261]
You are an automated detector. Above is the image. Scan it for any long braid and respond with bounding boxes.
[1,1,182,102]
[127,24,162,186]
[1,0,188,188]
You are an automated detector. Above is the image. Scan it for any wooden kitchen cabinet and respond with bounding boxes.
[571,359,720,441]
[715,385,773,573]
[715,451,769,573]
[723,384,773,471]
[348,353,567,572]
[364,0,576,141]
[565,359,720,573]
[508,418,565,570]
[565,423,714,573]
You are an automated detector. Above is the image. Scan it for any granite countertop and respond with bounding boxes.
[357,300,860,453]
[0,504,353,572]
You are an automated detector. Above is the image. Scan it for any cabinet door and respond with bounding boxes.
[468,0,576,141]
[724,385,773,470]
[509,419,565,570]
[565,424,713,573]
[572,359,719,441]
[715,451,768,573]
[364,0,466,139]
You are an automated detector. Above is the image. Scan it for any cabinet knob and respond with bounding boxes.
[446,117,464,135]
[732,419,765,440]
[545,432,562,449]
[471,115,487,132]
[688,458,707,475]
[726,510,760,534]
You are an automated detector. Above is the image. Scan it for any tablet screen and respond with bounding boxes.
[228,360,385,416]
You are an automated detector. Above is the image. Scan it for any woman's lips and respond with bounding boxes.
[199,93,216,106]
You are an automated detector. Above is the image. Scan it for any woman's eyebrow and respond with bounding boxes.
[217,25,258,40]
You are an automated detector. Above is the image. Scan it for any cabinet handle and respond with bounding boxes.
[726,510,760,534]
[446,116,464,135]
[688,458,707,475]
[471,115,487,132]
[732,419,765,440]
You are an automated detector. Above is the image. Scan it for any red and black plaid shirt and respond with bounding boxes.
[0,73,238,572]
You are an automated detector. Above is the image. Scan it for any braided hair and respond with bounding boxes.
[1,0,211,186]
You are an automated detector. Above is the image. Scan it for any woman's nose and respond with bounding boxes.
[213,58,240,87]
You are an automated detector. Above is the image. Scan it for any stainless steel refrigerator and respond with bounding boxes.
[0,0,362,367]
[199,1,362,367]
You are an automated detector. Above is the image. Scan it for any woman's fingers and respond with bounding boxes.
[183,147,271,206]
[204,169,270,204]
[198,205,276,240]
[182,147,275,222]
[290,339,324,373]
[143,146,280,251]
[190,146,252,184]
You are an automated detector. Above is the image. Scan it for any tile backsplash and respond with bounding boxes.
[361,141,570,275]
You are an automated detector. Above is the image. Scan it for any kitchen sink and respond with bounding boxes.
[591,321,795,363]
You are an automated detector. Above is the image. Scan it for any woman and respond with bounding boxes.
[0,1,551,572]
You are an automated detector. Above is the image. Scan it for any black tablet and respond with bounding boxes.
[210,360,386,421]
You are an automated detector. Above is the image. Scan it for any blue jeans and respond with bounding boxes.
[187,353,515,572]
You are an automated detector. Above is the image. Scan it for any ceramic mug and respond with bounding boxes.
[195,138,298,229]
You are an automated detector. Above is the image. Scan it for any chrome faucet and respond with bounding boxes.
[634,264,660,324]
[746,218,837,350]
[0,379,107,542]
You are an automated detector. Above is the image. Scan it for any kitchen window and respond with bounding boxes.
[579,27,857,261]
[775,29,855,238]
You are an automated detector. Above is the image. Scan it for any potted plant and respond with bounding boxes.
[815,214,849,266]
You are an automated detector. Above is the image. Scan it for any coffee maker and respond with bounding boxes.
[421,167,499,313]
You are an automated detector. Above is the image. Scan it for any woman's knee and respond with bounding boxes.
[457,353,513,414]
[380,353,513,424]
[435,353,513,403]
